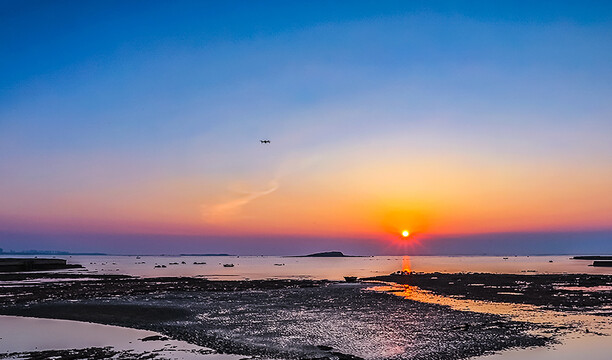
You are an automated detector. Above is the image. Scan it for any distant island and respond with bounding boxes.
[572,256,612,260]
[294,251,361,258]
[179,253,233,256]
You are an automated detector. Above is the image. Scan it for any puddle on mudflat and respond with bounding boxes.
[368,283,612,360]
[0,315,254,359]
[477,331,611,360]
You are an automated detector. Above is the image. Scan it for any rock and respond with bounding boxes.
[140,335,169,342]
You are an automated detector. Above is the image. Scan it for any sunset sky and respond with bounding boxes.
[1,1,611,254]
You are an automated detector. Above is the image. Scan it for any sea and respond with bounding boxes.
[1,254,608,280]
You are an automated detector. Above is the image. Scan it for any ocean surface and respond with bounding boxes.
[2,254,609,279]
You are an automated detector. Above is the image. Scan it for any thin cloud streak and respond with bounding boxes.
[201,180,279,224]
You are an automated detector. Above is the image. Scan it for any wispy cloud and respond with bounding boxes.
[201,179,279,224]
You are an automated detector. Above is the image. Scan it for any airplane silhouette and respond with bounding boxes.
[260,140,270,144]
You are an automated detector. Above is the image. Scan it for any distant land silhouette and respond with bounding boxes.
[294,251,364,257]
[0,258,83,272]
[592,261,612,267]
[0,249,106,256]
[179,253,232,256]
[572,256,612,260]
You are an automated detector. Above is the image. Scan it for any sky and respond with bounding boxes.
[1,1,612,255]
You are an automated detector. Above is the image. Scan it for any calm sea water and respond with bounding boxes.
[3,255,609,280]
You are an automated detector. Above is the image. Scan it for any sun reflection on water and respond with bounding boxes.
[402,256,411,273]
[366,282,612,338]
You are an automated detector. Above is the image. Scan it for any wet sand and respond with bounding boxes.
[0,273,554,360]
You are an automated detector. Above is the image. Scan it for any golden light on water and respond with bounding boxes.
[402,256,412,273]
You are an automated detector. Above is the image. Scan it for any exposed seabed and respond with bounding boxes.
[0,272,610,359]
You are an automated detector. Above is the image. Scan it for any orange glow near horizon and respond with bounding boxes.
[1,141,612,241]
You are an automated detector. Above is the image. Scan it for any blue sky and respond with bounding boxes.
[1,1,611,254]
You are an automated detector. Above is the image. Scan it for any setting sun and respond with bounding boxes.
[402,230,410,238]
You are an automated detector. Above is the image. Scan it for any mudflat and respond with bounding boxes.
[0,273,555,360]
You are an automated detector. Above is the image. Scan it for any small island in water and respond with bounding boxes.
[295,251,362,257]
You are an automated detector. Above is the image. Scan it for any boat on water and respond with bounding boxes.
[344,276,358,283]
[223,264,235,267]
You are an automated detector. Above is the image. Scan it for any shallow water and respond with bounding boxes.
[0,315,252,359]
[2,255,609,280]
[477,333,611,360]
[369,283,612,360]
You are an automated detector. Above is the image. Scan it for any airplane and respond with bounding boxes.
[260,140,270,144]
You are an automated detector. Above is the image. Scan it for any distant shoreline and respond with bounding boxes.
[573,255,612,260]
[0,251,107,256]
[0,258,83,272]
[3,251,612,257]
